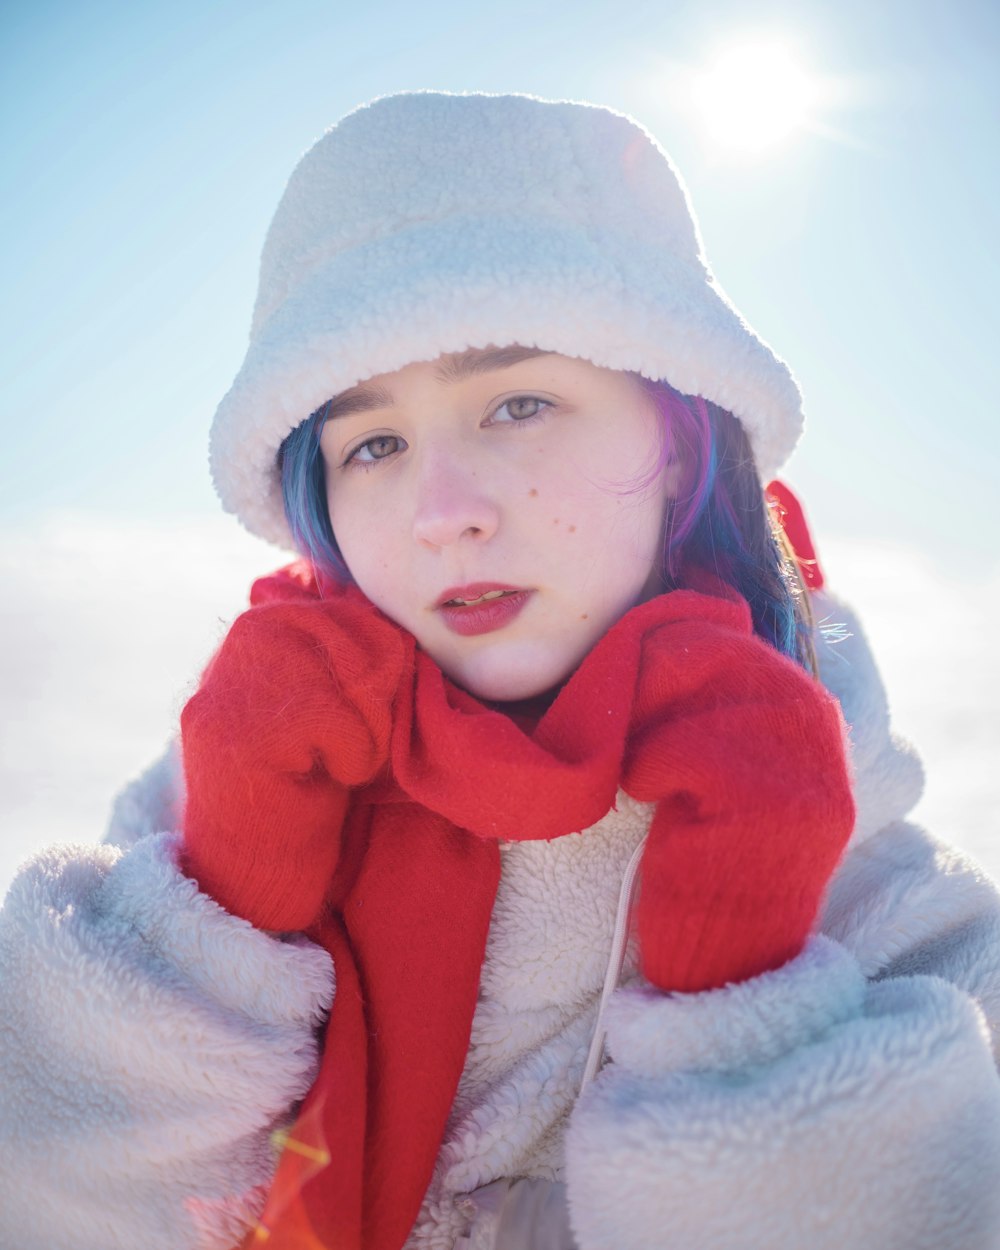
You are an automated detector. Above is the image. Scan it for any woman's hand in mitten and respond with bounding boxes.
[180,587,410,932]
[623,591,855,994]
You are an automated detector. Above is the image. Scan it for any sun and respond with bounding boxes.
[690,39,824,155]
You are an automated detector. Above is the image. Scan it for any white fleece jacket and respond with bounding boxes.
[2,589,1000,1250]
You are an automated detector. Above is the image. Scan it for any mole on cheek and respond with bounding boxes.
[528,488,538,498]
[568,525,576,534]
[580,613,589,621]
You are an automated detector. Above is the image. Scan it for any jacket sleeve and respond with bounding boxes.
[0,588,403,1250]
[0,754,334,1250]
[564,588,1000,1250]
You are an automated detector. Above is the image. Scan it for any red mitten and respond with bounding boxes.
[180,584,410,932]
[623,594,854,993]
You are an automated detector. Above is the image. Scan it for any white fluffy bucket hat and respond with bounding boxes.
[211,90,804,550]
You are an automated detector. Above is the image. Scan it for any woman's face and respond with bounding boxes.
[320,347,676,702]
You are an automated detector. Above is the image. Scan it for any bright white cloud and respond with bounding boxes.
[1,516,998,900]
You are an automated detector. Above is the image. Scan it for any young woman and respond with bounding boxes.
[2,91,999,1250]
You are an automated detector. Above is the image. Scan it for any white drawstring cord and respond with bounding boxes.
[578,833,648,1096]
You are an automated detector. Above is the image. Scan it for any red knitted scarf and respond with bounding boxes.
[181,565,853,1250]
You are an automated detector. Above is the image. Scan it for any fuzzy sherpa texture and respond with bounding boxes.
[822,819,1000,1057]
[566,951,1000,1250]
[209,91,805,549]
[0,833,333,1250]
[603,934,865,1077]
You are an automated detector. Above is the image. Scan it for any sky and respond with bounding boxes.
[2,0,998,890]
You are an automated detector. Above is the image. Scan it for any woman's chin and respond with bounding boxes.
[434,643,576,706]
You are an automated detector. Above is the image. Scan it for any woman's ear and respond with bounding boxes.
[660,457,684,499]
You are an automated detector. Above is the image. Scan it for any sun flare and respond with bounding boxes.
[691,40,823,154]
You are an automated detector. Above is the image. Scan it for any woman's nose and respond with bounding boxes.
[411,449,501,550]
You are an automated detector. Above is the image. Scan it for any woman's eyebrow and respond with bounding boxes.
[434,345,553,382]
[325,346,553,420]
[324,384,395,420]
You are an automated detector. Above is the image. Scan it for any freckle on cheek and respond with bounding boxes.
[568,525,576,534]
[528,488,538,498]
[580,613,589,621]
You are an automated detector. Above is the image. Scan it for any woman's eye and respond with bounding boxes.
[493,396,550,422]
[346,434,405,465]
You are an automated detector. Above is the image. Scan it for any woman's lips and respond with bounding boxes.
[436,584,533,637]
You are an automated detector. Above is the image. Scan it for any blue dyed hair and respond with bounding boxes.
[279,402,343,579]
[278,382,815,670]
[642,383,814,669]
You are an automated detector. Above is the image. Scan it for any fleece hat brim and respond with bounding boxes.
[210,92,804,550]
